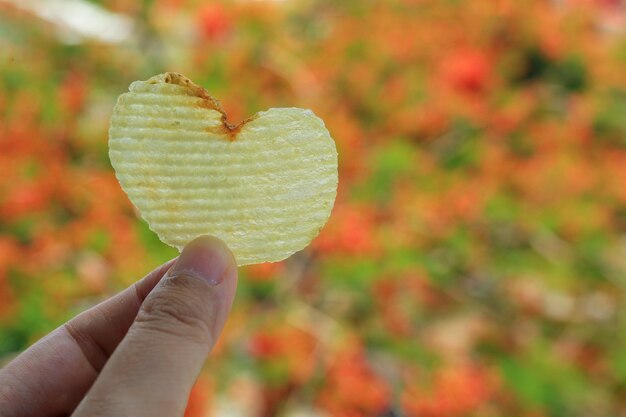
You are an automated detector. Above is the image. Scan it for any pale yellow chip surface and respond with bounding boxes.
[109,73,338,266]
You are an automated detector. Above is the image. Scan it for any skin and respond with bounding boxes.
[0,236,238,417]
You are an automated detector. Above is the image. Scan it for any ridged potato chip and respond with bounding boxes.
[109,73,338,265]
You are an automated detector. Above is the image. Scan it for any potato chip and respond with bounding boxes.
[109,72,338,265]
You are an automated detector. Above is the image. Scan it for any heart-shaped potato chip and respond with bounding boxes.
[109,73,338,266]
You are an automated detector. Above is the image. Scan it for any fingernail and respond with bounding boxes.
[168,236,234,286]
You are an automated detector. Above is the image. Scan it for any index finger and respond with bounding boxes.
[0,259,176,417]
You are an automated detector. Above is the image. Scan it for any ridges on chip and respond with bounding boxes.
[109,72,338,266]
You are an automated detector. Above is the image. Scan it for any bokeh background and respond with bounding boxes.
[1,0,626,416]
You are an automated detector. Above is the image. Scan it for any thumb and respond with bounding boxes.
[73,236,238,417]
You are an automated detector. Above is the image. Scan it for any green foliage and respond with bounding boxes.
[2,1,626,415]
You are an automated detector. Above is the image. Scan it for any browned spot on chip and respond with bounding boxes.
[149,72,257,141]
[205,114,259,141]
[150,72,227,115]
[197,95,227,116]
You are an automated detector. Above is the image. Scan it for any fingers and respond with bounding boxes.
[72,236,238,417]
[63,259,176,372]
[0,259,175,417]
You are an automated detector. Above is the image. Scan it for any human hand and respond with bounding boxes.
[0,236,238,417]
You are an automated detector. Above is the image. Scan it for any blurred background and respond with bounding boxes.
[1,0,626,416]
